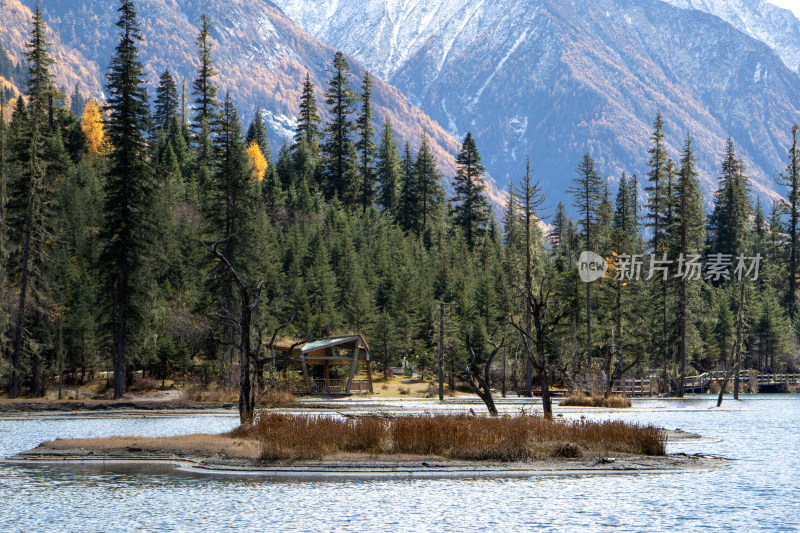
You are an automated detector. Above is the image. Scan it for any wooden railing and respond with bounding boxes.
[572,377,654,397]
[683,372,800,392]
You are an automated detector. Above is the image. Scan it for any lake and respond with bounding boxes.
[1,395,798,532]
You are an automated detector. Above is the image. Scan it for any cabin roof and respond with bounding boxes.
[269,334,370,355]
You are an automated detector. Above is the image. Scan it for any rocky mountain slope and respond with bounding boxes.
[272,0,800,204]
[663,0,800,74]
[0,0,467,185]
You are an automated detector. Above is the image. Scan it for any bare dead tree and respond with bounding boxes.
[206,236,264,424]
[510,273,573,419]
[603,337,641,398]
[458,334,505,416]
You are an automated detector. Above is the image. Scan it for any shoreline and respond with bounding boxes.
[0,395,766,418]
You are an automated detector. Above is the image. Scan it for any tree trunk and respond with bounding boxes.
[239,295,253,423]
[9,208,34,398]
[114,268,127,399]
[678,276,687,398]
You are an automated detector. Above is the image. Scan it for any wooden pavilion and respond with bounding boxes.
[269,334,374,394]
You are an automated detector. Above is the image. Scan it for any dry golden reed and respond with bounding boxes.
[238,413,665,461]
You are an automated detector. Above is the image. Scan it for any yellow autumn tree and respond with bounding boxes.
[82,99,107,157]
[246,139,268,182]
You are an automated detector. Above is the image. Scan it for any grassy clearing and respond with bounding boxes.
[560,394,632,408]
[231,413,665,461]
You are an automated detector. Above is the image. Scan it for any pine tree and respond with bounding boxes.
[452,132,489,249]
[646,112,670,254]
[375,117,401,212]
[203,93,264,379]
[294,73,322,151]
[396,142,417,233]
[245,109,271,161]
[192,14,218,167]
[672,134,705,396]
[6,3,58,398]
[101,0,154,399]
[614,172,637,238]
[777,125,800,320]
[414,133,444,234]
[153,69,178,137]
[0,95,7,382]
[69,83,85,118]
[709,138,752,259]
[568,153,604,365]
[321,52,357,203]
[355,72,376,211]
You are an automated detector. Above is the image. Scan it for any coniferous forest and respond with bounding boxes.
[3,1,800,405]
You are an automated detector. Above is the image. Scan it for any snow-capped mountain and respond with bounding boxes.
[272,0,800,205]
[663,0,800,74]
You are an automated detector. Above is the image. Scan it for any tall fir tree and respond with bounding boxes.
[614,172,638,238]
[396,142,417,233]
[153,69,178,137]
[414,133,444,235]
[294,73,321,153]
[6,3,57,397]
[355,71,376,212]
[778,125,800,320]
[321,52,357,203]
[101,0,154,399]
[709,138,752,259]
[452,132,489,249]
[192,14,218,167]
[0,95,7,385]
[568,153,604,365]
[69,83,85,118]
[672,134,705,395]
[245,109,271,161]
[203,93,264,381]
[646,111,670,254]
[375,117,401,212]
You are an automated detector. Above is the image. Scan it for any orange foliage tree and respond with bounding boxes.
[81,99,107,157]
[246,139,268,182]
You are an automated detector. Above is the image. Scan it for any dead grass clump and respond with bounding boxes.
[249,413,666,462]
[398,387,410,395]
[257,389,297,407]
[252,414,388,460]
[560,394,632,408]
[390,415,532,461]
[551,442,583,458]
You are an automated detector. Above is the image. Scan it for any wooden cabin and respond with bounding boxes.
[269,335,374,394]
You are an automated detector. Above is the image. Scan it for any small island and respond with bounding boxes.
[8,413,723,477]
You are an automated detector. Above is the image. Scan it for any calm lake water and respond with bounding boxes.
[1,395,798,532]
